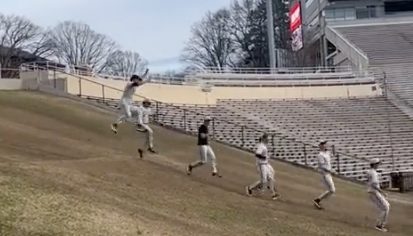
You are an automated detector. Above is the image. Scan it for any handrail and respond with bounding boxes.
[327,27,368,62]
[198,65,354,74]
[325,26,369,70]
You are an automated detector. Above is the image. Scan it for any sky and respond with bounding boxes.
[2,0,233,72]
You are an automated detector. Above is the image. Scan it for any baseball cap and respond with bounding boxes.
[130,74,142,81]
[318,139,328,145]
[204,116,212,121]
[370,158,381,165]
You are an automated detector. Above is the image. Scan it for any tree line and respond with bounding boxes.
[0,13,147,77]
[181,0,314,70]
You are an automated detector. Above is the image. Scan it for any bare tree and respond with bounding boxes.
[229,0,292,68]
[47,21,118,72]
[181,8,235,69]
[0,13,53,71]
[103,50,148,77]
[228,0,258,67]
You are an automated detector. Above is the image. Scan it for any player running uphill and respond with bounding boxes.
[136,99,157,156]
[246,133,280,200]
[187,117,221,177]
[367,158,390,232]
[313,140,335,210]
[111,69,148,133]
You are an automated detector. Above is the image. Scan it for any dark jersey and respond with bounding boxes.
[197,124,208,145]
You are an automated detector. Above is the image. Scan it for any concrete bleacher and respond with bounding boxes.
[218,96,413,165]
[334,22,413,107]
[153,98,399,184]
[196,66,376,87]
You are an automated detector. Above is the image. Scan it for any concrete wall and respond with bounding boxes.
[1,71,382,104]
[65,75,382,105]
[0,79,22,90]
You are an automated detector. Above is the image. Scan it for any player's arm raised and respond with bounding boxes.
[137,69,150,85]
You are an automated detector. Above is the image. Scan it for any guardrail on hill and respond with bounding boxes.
[26,66,380,186]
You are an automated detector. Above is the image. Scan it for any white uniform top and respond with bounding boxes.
[255,142,269,165]
[366,169,380,193]
[136,106,151,125]
[317,151,332,175]
[120,83,138,104]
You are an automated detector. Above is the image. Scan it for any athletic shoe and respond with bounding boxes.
[110,124,118,134]
[272,193,281,200]
[246,186,252,196]
[375,225,388,232]
[212,172,222,178]
[187,165,192,175]
[138,149,143,158]
[148,148,157,154]
[313,199,323,210]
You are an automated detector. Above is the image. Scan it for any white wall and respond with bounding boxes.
[0,79,22,90]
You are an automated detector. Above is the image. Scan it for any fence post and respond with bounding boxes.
[332,145,340,174]
[211,118,215,139]
[241,126,245,148]
[155,102,159,123]
[303,143,308,166]
[53,68,57,89]
[183,109,187,132]
[101,84,105,102]
[78,77,82,97]
[271,134,275,158]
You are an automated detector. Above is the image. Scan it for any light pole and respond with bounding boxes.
[266,0,276,70]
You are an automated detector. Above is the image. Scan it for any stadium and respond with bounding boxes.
[0,0,413,235]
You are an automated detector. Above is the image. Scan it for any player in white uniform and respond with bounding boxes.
[313,140,336,210]
[245,134,280,200]
[111,70,148,133]
[136,99,157,156]
[366,158,390,232]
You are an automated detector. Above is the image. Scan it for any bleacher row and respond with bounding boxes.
[195,68,375,87]
[86,95,413,185]
[336,22,413,107]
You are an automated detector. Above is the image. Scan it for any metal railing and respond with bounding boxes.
[324,26,369,71]
[199,65,354,74]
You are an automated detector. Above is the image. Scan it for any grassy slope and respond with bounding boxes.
[0,91,411,236]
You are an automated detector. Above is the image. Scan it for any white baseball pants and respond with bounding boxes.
[115,101,139,124]
[138,124,154,149]
[317,173,336,201]
[190,145,217,173]
[369,192,390,226]
[249,163,276,195]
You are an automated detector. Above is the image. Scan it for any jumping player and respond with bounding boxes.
[246,133,280,200]
[313,140,336,210]
[186,117,221,177]
[136,99,157,156]
[366,158,390,232]
[111,70,148,133]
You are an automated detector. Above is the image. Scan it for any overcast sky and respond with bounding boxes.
[2,0,232,72]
